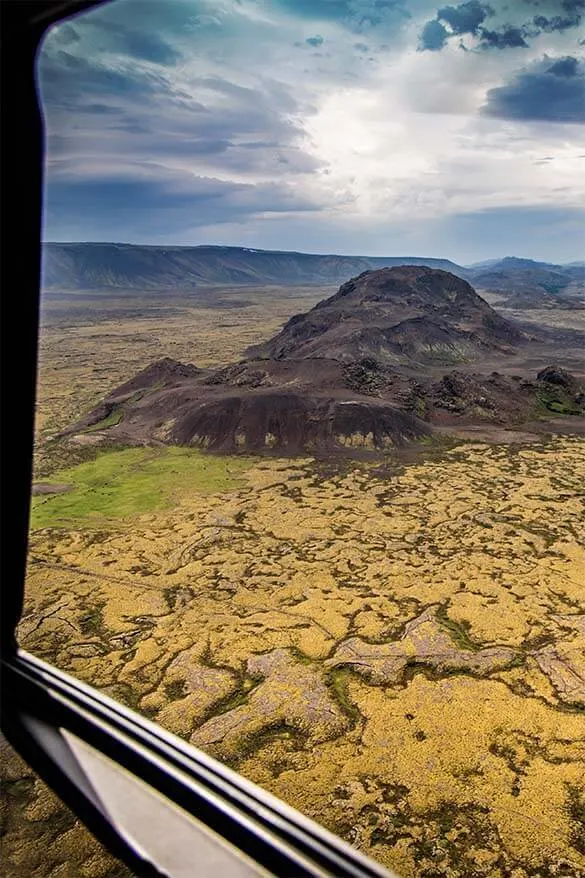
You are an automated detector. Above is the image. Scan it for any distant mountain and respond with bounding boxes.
[467,256,583,273]
[469,256,562,271]
[42,243,585,310]
[465,256,584,308]
[247,266,523,365]
[42,242,467,290]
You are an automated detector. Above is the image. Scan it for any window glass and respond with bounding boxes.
[13,1,585,876]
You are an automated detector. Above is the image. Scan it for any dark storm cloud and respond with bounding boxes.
[437,0,491,34]
[547,56,580,75]
[482,55,585,122]
[529,0,583,34]
[164,76,313,166]
[533,13,579,31]
[479,25,529,48]
[419,18,449,49]
[420,0,500,51]
[420,0,582,50]
[39,37,321,186]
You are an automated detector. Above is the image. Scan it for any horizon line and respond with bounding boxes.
[42,242,582,267]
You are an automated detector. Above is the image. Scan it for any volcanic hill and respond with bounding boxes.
[64,267,584,455]
[246,266,523,365]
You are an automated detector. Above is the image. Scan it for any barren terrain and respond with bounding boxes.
[2,285,584,878]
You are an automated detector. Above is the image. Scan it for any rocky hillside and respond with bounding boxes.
[247,266,524,365]
[60,267,584,455]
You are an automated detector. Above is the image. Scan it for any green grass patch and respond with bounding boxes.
[30,446,252,529]
[535,389,584,417]
[83,408,123,433]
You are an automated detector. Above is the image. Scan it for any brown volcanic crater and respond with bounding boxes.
[64,268,584,455]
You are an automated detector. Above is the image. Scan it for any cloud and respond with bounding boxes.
[81,103,124,115]
[94,21,182,65]
[482,55,585,122]
[43,166,320,240]
[528,0,583,36]
[419,19,449,49]
[38,50,183,107]
[437,0,491,35]
[38,0,585,260]
[275,0,411,32]
[51,24,80,45]
[479,25,529,49]
[547,56,581,76]
[419,1,528,52]
[77,0,199,42]
[420,0,582,51]
[38,27,321,182]
[533,13,580,31]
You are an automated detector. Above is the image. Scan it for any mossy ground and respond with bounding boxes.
[6,287,585,878]
[19,436,585,878]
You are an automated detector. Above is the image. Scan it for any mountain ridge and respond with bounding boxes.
[42,242,465,290]
[42,243,584,307]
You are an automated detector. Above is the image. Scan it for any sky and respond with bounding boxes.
[38,0,585,264]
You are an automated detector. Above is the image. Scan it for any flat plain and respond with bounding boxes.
[2,285,584,878]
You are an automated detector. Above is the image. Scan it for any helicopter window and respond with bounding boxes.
[4,0,585,876]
